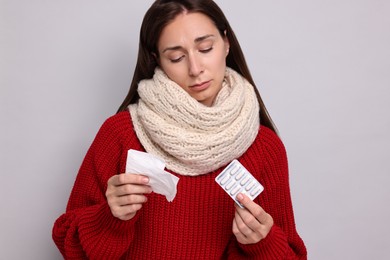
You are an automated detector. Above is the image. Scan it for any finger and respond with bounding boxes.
[117,183,152,197]
[117,194,148,207]
[112,203,143,221]
[109,173,149,186]
[108,194,148,219]
[233,207,268,244]
[233,210,255,236]
[121,203,143,215]
[236,193,269,224]
[107,189,148,207]
[235,205,263,237]
[232,217,248,243]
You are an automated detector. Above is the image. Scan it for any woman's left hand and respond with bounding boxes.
[232,193,274,244]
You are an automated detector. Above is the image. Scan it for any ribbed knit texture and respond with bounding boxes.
[52,111,307,259]
[129,67,260,176]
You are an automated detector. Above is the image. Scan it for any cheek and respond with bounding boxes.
[212,46,228,67]
[160,64,187,88]
[212,51,227,80]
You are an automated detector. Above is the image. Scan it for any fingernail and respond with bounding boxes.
[237,193,243,201]
[143,177,149,183]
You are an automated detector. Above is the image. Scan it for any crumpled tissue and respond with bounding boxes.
[126,149,179,202]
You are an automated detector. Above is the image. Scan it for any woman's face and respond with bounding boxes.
[157,12,230,107]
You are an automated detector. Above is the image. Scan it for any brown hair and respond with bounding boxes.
[117,0,277,133]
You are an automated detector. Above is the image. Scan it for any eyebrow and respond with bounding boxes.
[162,34,215,53]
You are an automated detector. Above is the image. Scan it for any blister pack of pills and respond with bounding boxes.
[215,159,264,208]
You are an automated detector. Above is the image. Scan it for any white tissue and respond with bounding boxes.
[125,149,179,202]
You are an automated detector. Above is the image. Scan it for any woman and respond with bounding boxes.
[52,0,307,259]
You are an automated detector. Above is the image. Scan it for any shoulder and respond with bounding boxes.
[92,110,137,147]
[239,126,289,185]
[257,125,286,153]
[242,125,288,167]
[97,110,134,136]
[101,110,132,130]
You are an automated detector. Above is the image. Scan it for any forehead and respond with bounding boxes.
[158,12,219,49]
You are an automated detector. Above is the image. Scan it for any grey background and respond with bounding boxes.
[1,0,389,259]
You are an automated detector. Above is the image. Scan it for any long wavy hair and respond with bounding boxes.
[117,0,277,133]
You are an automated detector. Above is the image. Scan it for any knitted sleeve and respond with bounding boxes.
[52,112,139,259]
[227,127,307,259]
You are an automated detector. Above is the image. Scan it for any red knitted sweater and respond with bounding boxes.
[52,111,307,259]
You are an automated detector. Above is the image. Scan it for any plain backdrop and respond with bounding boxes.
[1,0,389,259]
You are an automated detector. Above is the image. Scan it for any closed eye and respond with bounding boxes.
[199,47,213,53]
[170,56,185,63]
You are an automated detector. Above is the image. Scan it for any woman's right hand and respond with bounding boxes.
[106,173,152,221]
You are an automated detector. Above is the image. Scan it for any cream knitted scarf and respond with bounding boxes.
[129,67,260,176]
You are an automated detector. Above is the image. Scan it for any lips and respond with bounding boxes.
[190,80,211,91]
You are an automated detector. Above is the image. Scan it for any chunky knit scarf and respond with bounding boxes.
[129,67,260,176]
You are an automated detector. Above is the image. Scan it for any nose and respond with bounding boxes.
[188,53,203,77]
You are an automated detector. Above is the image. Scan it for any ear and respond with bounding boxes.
[223,30,230,56]
[151,52,160,65]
